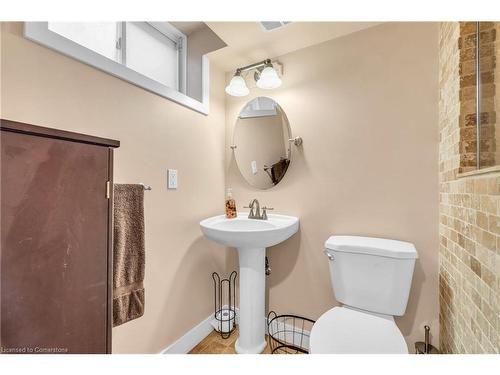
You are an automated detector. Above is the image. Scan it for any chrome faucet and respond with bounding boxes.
[245,199,261,219]
[244,199,273,220]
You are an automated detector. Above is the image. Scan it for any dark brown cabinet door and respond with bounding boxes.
[1,120,118,354]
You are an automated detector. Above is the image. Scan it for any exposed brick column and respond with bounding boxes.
[439,22,499,354]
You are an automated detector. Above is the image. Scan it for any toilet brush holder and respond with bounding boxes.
[415,325,440,354]
[211,271,237,339]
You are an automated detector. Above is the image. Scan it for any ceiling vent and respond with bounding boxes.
[259,21,291,32]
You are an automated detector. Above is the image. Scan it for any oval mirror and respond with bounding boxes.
[232,97,292,189]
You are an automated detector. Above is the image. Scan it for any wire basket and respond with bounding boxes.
[267,311,315,354]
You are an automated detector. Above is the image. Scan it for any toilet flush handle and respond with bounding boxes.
[323,249,334,261]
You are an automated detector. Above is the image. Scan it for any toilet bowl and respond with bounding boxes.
[310,306,408,353]
[309,235,418,354]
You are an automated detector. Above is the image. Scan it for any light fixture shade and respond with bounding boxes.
[256,66,282,89]
[225,75,249,96]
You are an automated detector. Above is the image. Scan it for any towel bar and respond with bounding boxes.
[139,183,152,191]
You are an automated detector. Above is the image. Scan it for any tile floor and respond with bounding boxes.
[189,328,272,354]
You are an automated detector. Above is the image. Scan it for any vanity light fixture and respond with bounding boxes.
[225,59,282,97]
[256,63,282,89]
[225,72,250,97]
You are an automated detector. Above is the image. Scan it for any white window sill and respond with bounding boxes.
[24,22,210,115]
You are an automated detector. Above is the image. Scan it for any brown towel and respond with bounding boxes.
[113,184,145,327]
[271,158,290,185]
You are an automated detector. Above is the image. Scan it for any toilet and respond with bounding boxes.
[310,235,418,354]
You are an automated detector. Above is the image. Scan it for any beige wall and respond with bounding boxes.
[0,22,230,353]
[225,22,440,349]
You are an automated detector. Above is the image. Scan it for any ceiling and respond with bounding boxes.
[170,22,207,36]
[205,22,381,72]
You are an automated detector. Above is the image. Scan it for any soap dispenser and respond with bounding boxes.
[225,188,237,219]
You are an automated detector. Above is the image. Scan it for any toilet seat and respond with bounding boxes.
[309,307,408,354]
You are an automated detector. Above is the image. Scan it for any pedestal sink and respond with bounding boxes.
[200,213,299,354]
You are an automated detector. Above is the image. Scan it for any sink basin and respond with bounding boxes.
[200,213,299,248]
[200,212,299,354]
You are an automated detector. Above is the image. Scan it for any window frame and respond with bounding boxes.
[24,22,210,115]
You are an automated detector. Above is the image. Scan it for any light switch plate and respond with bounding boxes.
[167,169,177,189]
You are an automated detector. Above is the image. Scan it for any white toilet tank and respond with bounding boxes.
[324,236,418,316]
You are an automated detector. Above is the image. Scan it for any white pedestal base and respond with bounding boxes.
[235,247,266,354]
[235,338,267,354]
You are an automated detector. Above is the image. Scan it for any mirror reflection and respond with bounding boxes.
[233,97,291,189]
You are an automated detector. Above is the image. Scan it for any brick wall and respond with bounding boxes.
[439,22,499,354]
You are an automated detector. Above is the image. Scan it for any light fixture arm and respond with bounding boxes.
[236,59,272,75]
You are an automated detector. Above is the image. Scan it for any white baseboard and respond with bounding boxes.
[160,313,214,354]
[160,308,311,354]
[160,306,240,354]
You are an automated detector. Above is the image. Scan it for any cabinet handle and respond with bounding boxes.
[106,181,111,199]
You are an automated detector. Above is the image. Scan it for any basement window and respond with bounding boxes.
[24,22,210,114]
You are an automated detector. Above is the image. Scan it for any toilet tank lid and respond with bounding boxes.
[325,235,418,259]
